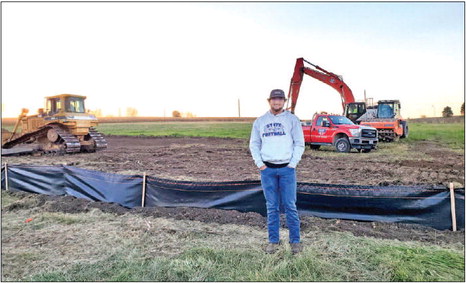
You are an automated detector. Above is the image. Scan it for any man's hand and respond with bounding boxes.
[259,165,267,171]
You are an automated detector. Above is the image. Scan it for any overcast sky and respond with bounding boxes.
[2,2,464,119]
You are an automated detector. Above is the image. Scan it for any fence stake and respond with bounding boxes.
[141,172,147,207]
[4,162,9,191]
[449,182,457,232]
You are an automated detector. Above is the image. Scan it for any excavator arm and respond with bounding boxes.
[287,58,355,113]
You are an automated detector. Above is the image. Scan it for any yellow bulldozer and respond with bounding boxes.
[2,94,107,155]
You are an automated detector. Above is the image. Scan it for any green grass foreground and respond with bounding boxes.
[3,192,463,282]
[29,235,464,282]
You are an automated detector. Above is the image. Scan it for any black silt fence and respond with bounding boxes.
[1,164,464,230]
[146,177,267,215]
[63,166,142,208]
[296,183,460,230]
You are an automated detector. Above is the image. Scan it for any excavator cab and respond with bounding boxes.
[377,100,401,119]
[344,102,366,122]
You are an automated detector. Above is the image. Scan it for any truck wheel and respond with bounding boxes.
[310,144,321,150]
[362,149,372,153]
[400,121,409,138]
[335,138,351,153]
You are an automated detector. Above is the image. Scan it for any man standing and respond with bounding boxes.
[249,89,305,254]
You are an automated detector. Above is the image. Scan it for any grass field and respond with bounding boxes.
[3,118,464,147]
[95,121,465,149]
[96,121,253,139]
[406,123,465,149]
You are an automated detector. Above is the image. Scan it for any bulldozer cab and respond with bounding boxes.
[377,100,400,119]
[45,94,86,116]
[344,102,366,122]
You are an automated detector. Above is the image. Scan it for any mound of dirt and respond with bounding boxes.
[3,191,464,246]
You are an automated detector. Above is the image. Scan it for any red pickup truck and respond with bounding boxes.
[302,113,378,153]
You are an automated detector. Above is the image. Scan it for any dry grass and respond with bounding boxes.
[1,192,464,281]
[1,202,267,281]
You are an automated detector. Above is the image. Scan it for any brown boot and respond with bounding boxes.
[264,242,280,254]
[290,243,303,255]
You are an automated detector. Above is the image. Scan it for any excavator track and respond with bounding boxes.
[88,127,108,151]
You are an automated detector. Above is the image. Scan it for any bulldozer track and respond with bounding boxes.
[50,125,81,153]
[89,127,108,151]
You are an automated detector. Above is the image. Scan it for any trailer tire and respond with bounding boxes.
[335,138,351,153]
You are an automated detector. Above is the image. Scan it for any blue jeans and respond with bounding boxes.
[260,166,300,244]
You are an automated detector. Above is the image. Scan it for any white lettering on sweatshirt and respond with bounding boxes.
[249,110,305,169]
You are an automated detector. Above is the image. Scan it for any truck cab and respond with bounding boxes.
[302,113,378,153]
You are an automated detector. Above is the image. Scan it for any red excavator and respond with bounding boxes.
[286,57,408,141]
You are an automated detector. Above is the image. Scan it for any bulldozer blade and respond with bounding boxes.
[1,145,39,156]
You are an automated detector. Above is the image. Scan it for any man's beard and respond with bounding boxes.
[271,105,283,113]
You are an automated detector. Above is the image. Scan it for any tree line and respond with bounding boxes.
[442,102,464,118]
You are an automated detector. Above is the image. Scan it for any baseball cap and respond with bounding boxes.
[269,89,286,99]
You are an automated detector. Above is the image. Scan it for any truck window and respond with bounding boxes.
[329,115,354,125]
[316,116,324,126]
[321,117,330,126]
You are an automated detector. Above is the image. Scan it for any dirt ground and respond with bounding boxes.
[3,135,464,186]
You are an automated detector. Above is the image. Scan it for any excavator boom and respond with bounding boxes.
[287,58,355,113]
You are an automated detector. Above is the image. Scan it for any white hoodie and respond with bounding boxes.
[249,110,305,168]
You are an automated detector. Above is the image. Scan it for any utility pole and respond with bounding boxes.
[238,98,241,117]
